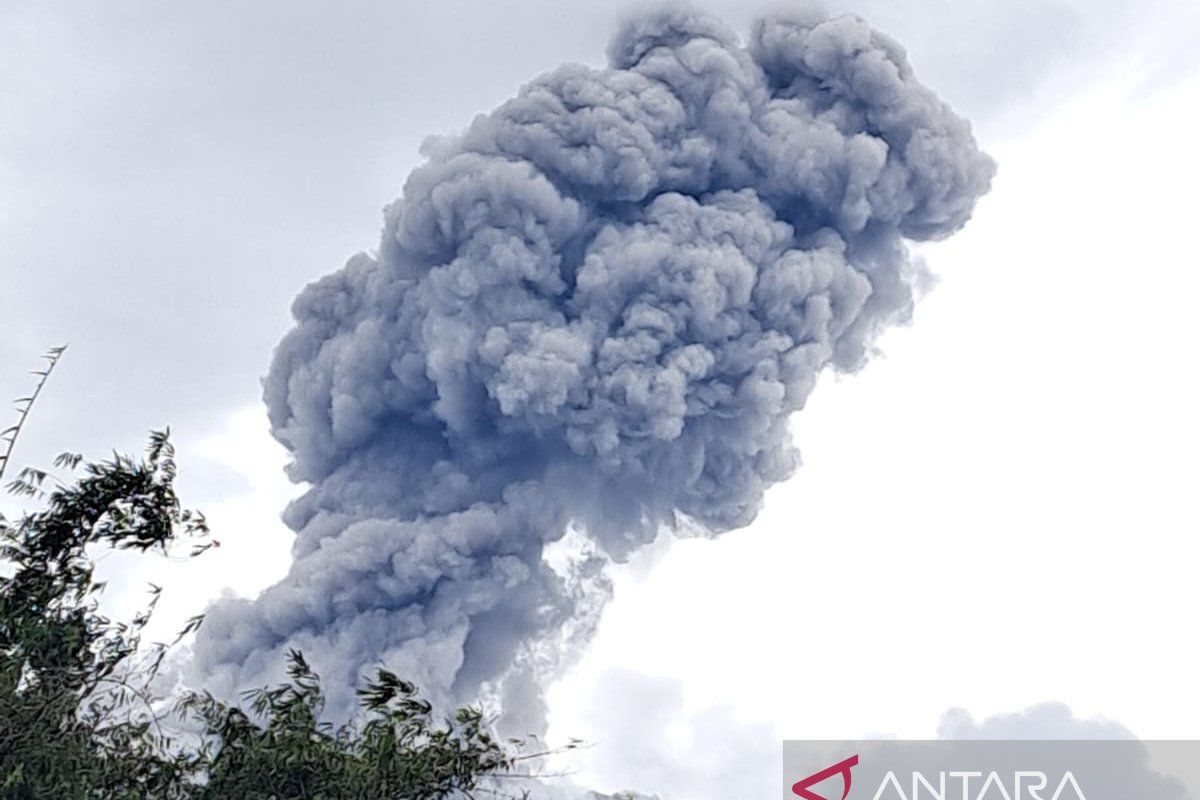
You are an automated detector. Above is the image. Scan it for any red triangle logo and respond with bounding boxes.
[792,754,860,800]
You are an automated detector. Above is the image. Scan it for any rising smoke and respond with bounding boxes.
[190,7,994,725]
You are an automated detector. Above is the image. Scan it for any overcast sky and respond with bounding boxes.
[3,1,1199,798]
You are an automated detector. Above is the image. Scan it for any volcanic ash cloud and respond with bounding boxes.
[190,8,995,723]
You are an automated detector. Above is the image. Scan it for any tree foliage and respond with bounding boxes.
[181,651,520,800]
[0,351,535,799]
[0,427,211,799]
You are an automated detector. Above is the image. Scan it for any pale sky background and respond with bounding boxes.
[3,1,1200,797]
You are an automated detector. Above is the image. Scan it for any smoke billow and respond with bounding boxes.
[191,8,994,723]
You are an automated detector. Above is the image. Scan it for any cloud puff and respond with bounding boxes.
[190,7,993,723]
[570,668,775,799]
[937,702,1136,740]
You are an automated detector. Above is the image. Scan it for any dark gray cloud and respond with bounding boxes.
[189,7,992,723]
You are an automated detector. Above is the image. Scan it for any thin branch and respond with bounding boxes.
[0,345,67,483]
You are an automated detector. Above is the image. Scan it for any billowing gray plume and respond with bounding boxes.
[191,8,993,724]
